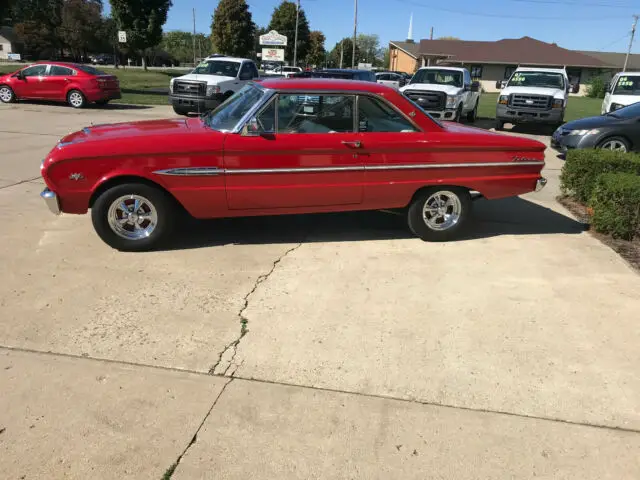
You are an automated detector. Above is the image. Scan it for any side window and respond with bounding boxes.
[49,66,74,76]
[504,66,517,79]
[239,63,252,80]
[21,65,48,77]
[248,62,259,78]
[357,95,418,133]
[255,98,276,133]
[277,94,354,134]
[377,74,387,81]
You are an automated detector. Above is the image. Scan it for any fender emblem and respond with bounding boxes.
[69,173,85,181]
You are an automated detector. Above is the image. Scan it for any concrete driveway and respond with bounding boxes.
[1,102,639,479]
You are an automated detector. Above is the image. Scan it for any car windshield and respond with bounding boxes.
[607,101,640,118]
[204,84,266,131]
[507,71,565,89]
[410,69,462,87]
[192,60,240,77]
[613,76,640,96]
[74,64,107,75]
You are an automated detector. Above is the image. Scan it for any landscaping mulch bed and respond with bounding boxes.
[558,195,640,273]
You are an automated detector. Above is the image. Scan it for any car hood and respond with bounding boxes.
[561,114,623,131]
[401,83,462,95]
[174,73,235,84]
[608,94,640,107]
[59,118,195,143]
[443,122,546,151]
[501,86,565,99]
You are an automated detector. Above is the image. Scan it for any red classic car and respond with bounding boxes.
[0,62,121,108]
[40,79,547,251]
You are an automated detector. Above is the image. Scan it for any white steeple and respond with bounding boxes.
[407,13,414,41]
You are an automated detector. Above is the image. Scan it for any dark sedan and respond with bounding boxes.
[551,102,640,153]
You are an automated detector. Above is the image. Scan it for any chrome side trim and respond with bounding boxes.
[365,161,544,170]
[154,167,222,176]
[225,166,365,174]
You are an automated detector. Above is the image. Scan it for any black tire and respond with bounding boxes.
[597,136,630,153]
[407,187,472,242]
[454,104,463,123]
[67,89,86,108]
[495,120,505,131]
[91,183,176,251]
[173,106,190,116]
[466,101,478,122]
[0,85,16,103]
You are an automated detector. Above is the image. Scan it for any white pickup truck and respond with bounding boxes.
[495,67,569,130]
[602,72,640,114]
[169,56,260,115]
[399,67,480,122]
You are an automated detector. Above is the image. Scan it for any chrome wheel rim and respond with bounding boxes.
[107,195,158,240]
[601,139,627,152]
[0,87,12,102]
[69,92,83,107]
[422,191,462,231]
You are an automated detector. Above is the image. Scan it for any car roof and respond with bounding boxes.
[322,69,372,74]
[203,56,250,63]
[417,66,466,72]
[515,67,567,75]
[257,78,391,93]
[614,71,640,77]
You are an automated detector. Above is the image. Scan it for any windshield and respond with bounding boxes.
[507,71,565,89]
[410,69,462,88]
[204,84,266,131]
[74,64,107,76]
[613,76,640,96]
[192,60,240,77]
[607,101,640,118]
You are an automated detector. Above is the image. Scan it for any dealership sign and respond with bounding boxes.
[262,48,285,62]
[259,30,287,46]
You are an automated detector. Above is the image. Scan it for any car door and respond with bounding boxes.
[12,64,49,99]
[237,62,257,87]
[462,70,474,112]
[223,92,364,210]
[43,65,76,100]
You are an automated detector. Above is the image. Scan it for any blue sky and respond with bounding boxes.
[104,0,639,54]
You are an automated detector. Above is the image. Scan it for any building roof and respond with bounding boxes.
[417,36,611,68]
[0,26,20,44]
[389,41,420,59]
[578,51,640,70]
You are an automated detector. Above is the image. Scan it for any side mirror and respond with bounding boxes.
[470,81,480,92]
[15,71,25,80]
[605,82,611,93]
[464,84,471,92]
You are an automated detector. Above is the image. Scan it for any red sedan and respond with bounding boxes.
[40,79,547,251]
[0,62,121,108]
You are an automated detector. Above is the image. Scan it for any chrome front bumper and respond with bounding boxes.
[535,177,548,192]
[41,188,61,215]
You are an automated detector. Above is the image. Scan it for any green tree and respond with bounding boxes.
[12,0,64,58]
[210,0,255,57]
[381,47,390,69]
[356,33,380,64]
[1,0,15,23]
[306,30,325,67]
[327,38,359,68]
[60,0,103,60]
[268,0,310,65]
[109,0,172,69]
[161,30,208,64]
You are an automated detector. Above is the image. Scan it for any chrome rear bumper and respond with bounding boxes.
[535,177,548,192]
[41,188,61,215]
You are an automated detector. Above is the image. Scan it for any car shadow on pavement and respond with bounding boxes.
[8,100,153,111]
[161,197,586,251]
[474,118,554,136]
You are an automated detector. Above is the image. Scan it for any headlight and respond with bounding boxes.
[498,95,509,105]
[552,98,564,108]
[170,78,175,93]
[206,85,221,97]
[446,95,458,108]
[568,129,600,136]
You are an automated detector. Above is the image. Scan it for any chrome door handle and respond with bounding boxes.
[342,141,361,148]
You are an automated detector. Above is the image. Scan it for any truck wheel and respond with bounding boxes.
[466,101,478,122]
[173,106,190,116]
[495,120,505,131]
[454,104,463,122]
[407,187,472,242]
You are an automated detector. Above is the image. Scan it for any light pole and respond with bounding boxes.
[293,0,301,66]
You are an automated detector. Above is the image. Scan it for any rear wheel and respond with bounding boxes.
[67,89,86,108]
[597,136,629,153]
[407,187,472,242]
[0,85,15,103]
[495,120,505,131]
[91,183,176,251]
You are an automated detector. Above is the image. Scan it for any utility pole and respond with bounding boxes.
[192,8,197,65]
[430,26,434,40]
[352,0,357,68]
[623,15,638,72]
[293,0,300,66]
[340,41,344,68]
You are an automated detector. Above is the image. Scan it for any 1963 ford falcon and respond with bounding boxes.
[40,78,547,251]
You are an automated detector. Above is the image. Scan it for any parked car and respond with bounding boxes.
[263,65,302,78]
[0,62,121,108]
[495,67,569,130]
[602,72,640,114]
[40,78,546,251]
[291,69,376,82]
[551,101,640,153]
[90,54,114,65]
[392,71,413,82]
[376,72,406,89]
[169,56,260,115]
[400,67,480,122]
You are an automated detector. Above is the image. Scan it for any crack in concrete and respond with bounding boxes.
[161,377,233,479]
[208,242,305,376]
[0,176,42,191]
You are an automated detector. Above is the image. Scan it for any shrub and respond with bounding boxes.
[586,77,606,98]
[560,149,640,202]
[590,173,640,240]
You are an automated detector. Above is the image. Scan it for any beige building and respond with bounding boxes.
[388,36,627,96]
[0,27,21,60]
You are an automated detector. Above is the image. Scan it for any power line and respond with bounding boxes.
[596,33,631,52]
[508,0,635,9]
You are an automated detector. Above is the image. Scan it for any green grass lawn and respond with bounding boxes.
[478,92,602,122]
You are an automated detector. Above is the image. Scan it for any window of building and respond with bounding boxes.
[0,45,3,51]
[470,65,483,79]
[504,66,517,79]
[357,95,418,133]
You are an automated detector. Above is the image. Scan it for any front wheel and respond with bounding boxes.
[454,104,463,123]
[597,136,629,153]
[466,101,478,122]
[495,120,505,131]
[0,85,16,103]
[91,183,176,251]
[407,187,472,242]
[173,106,189,116]
[67,89,86,108]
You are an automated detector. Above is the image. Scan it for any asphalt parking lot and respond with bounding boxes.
[1,102,639,479]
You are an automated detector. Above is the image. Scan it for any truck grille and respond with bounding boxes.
[509,94,551,110]
[404,90,446,110]
[173,80,206,97]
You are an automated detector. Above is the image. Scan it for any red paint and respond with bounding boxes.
[42,80,546,219]
[0,61,120,105]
